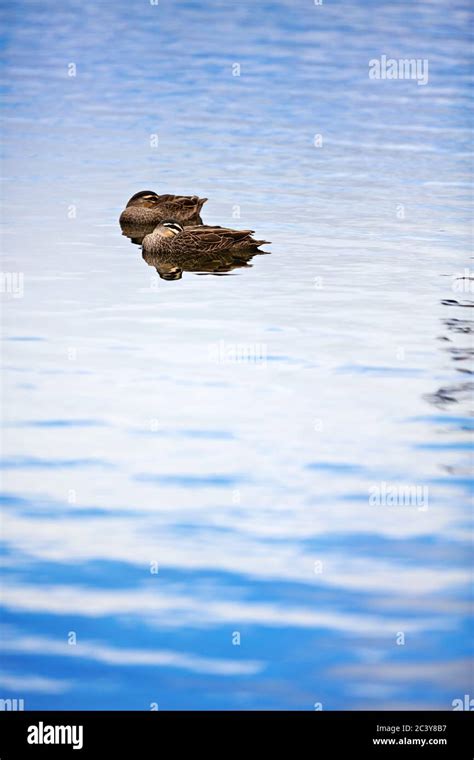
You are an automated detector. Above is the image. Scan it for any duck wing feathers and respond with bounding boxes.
[178,225,266,253]
[159,194,207,212]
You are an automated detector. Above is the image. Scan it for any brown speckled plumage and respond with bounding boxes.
[142,223,270,259]
[119,190,207,227]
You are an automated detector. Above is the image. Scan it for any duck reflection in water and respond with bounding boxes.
[122,219,271,280]
[120,221,156,246]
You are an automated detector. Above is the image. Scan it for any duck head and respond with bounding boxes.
[125,190,160,208]
[153,220,184,239]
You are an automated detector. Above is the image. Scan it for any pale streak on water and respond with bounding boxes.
[0,0,472,709]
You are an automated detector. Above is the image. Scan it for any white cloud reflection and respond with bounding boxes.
[0,582,448,635]
[0,630,262,677]
[2,511,469,596]
[0,671,72,694]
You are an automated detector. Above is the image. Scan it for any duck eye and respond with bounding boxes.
[163,221,182,233]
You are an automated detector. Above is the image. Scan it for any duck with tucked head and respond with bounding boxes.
[141,220,271,280]
[119,190,207,228]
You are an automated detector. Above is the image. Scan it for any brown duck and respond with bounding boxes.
[119,190,207,228]
[142,220,270,280]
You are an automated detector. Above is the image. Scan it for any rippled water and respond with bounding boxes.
[1,0,472,709]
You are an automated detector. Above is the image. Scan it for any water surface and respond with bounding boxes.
[1,0,472,709]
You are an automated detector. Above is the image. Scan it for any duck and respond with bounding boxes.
[119,190,207,228]
[142,220,271,280]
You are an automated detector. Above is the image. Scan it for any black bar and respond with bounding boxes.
[0,710,472,757]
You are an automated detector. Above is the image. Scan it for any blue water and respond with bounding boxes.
[1,0,472,709]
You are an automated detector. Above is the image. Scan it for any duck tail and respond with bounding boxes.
[197,197,208,211]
